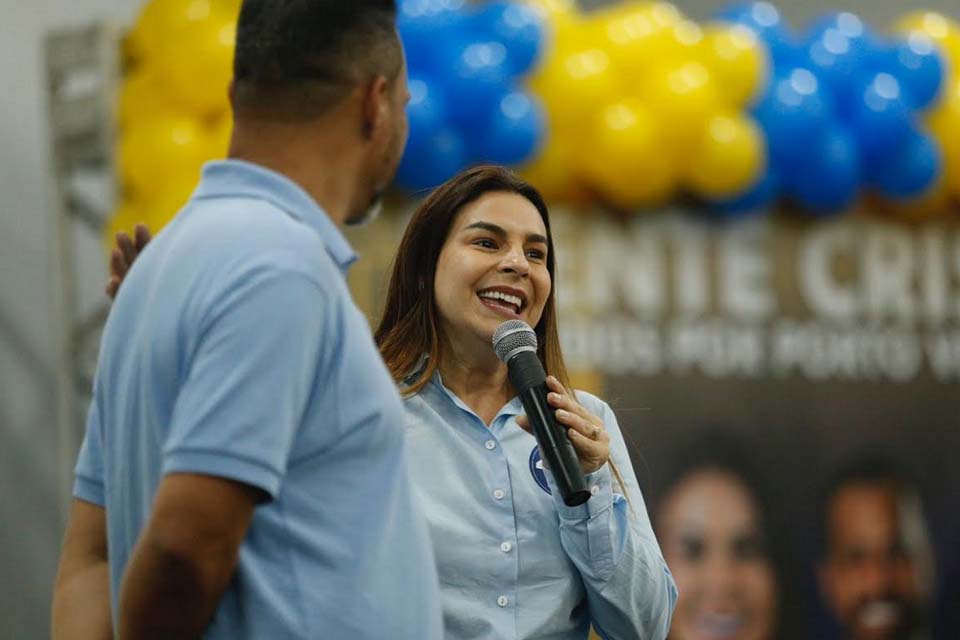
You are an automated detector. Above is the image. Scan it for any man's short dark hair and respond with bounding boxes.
[816,452,922,559]
[232,0,401,118]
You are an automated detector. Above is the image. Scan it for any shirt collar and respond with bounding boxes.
[428,370,525,422]
[193,159,358,273]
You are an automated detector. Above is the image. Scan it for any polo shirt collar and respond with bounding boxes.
[193,159,358,272]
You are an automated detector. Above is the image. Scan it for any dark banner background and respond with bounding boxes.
[348,207,960,638]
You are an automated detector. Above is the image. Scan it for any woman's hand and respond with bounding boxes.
[106,224,152,299]
[517,376,610,475]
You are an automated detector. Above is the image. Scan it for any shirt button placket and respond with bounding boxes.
[485,430,515,632]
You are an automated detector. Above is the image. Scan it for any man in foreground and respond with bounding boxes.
[51,2,442,638]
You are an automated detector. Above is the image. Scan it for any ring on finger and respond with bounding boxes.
[591,426,600,440]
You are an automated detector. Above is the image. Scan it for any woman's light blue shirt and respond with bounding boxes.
[404,373,678,639]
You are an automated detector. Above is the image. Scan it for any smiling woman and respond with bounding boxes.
[654,432,780,640]
[376,167,564,398]
[374,165,678,639]
[433,192,552,365]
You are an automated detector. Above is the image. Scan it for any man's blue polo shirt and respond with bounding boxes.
[74,160,442,639]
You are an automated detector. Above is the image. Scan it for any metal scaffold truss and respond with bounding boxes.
[45,23,119,520]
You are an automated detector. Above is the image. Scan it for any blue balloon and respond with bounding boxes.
[709,167,781,217]
[786,125,861,213]
[806,11,881,43]
[396,127,468,192]
[473,1,545,76]
[714,2,797,66]
[867,129,942,199]
[769,42,814,70]
[882,34,945,110]
[752,67,835,166]
[405,76,449,154]
[849,72,915,167]
[398,0,468,72]
[802,13,882,114]
[470,91,545,166]
[398,0,467,30]
[441,40,513,128]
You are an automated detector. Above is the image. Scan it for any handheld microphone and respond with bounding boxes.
[493,320,590,507]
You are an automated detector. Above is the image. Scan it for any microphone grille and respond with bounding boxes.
[492,320,538,363]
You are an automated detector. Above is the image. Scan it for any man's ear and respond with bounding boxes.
[361,75,390,140]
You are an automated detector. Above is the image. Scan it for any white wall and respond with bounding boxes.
[0,0,957,637]
[0,1,136,636]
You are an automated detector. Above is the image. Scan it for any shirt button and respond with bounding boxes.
[591,485,601,496]
[493,489,506,500]
[500,541,513,553]
[497,595,509,607]
[485,440,497,450]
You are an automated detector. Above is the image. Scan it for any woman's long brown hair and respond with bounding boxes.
[375,165,632,503]
[375,165,570,395]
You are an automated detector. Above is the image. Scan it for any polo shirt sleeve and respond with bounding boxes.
[162,268,330,500]
[73,399,106,507]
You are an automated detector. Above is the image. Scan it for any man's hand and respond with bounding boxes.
[106,223,152,299]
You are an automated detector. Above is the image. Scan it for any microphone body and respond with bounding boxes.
[506,350,591,507]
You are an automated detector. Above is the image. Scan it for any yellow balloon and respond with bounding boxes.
[104,175,199,256]
[926,76,960,191]
[639,60,719,151]
[518,132,581,202]
[126,0,237,66]
[661,19,705,54]
[700,24,769,107]
[685,111,766,199]
[586,5,658,46]
[161,16,235,117]
[118,111,217,200]
[213,0,241,17]
[590,8,700,80]
[129,0,212,61]
[117,68,161,128]
[528,47,619,130]
[644,1,684,29]
[117,71,158,127]
[121,29,148,67]
[590,1,683,30]
[577,100,676,208]
[937,146,960,200]
[947,155,960,200]
[588,16,648,81]
[142,173,199,231]
[132,0,235,117]
[893,11,960,71]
